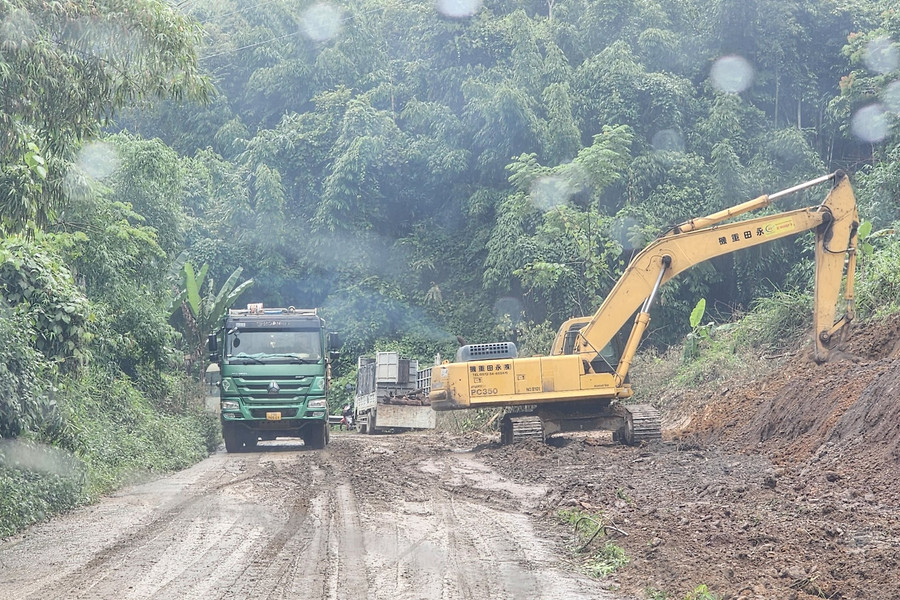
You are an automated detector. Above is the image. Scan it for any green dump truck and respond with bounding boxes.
[208,304,338,452]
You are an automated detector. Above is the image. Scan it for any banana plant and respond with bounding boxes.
[682,298,710,363]
[170,261,253,365]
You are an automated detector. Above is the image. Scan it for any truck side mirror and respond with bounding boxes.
[208,333,219,362]
[328,332,342,351]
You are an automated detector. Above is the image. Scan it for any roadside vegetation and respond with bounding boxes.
[646,585,722,600]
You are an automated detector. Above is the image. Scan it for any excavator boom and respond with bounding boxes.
[571,171,858,373]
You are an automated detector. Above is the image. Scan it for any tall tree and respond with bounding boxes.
[0,0,210,233]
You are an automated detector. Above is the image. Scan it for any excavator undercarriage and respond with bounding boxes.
[499,402,662,445]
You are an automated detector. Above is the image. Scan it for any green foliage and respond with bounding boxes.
[731,290,813,353]
[170,261,253,361]
[683,584,722,600]
[556,507,630,578]
[683,298,715,362]
[492,313,556,357]
[0,361,213,538]
[857,220,874,257]
[104,134,188,257]
[856,237,900,319]
[0,235,92,369]
[673,291,810,387]
[689,298,706,329]
[0,0,210,232]
[53,368,209,499]
[0,312,54,438]
[586,542,630,578]
[0,453,85,538]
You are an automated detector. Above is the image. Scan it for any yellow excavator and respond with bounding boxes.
[429,171,859,444]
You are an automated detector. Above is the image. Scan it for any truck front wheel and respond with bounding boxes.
[222,422,245,453]
[304,422,329,450]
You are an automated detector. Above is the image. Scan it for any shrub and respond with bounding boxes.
[856,237,900,318]
[0,312,55,438]
[0,448,85,538]
[0,236,92,370]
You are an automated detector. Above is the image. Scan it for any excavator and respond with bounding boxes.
[428,171,859,444]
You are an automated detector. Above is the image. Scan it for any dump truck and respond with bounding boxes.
[354,352,436,434]
[428,172,860,445]
[208,304,340,452]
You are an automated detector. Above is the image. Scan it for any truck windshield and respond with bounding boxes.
[226,329,322,363]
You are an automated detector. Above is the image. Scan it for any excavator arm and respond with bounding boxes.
[558,171,858,377]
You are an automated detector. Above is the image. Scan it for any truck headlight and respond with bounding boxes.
[307,398,327,408]
[222,400,240,411]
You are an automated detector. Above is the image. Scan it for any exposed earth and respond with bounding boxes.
[1,316,899,599]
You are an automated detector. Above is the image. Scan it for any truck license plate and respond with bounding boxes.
[266,412,282,421]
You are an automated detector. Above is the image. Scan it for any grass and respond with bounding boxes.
[644,585,722,600]
[0,366,214,538]
[856,237,900,319]
[631,289,818,408]
[683,584,722,600]
[557,507,629,578]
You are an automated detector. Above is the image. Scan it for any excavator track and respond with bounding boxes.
[499,414,544,445]
[622,403,662,445]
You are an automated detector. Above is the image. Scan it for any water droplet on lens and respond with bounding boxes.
[77,141,120,180]
[530,176,573,212]
[435,0,482,18]
[864,37,899,75]
[301,3,342,42]
[883,81,900,114]
[710,55,754,94]
[851,104,889,143]
[493,297,522,322]
[651,129,684,152]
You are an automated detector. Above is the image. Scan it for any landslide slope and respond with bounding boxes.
[661,314,900,598]
[673,315,900,488]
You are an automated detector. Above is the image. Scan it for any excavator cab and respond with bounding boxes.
[560,321,622,375]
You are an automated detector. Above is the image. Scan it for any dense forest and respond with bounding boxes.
[1,0,899,533]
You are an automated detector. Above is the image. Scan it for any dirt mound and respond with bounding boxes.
[673,315,900,470]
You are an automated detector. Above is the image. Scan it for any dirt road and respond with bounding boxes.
[0,433,614,600]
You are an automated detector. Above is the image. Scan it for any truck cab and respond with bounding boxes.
[209,304,337,452]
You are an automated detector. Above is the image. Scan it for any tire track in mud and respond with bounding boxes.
[330,434,614,600]
[16,451,280,600]
[425,454,600,600]
[0,435,617,600]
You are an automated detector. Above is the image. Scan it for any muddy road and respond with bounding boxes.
[0,433,614,600]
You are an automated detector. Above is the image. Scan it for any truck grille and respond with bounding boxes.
[233,375,310,402]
